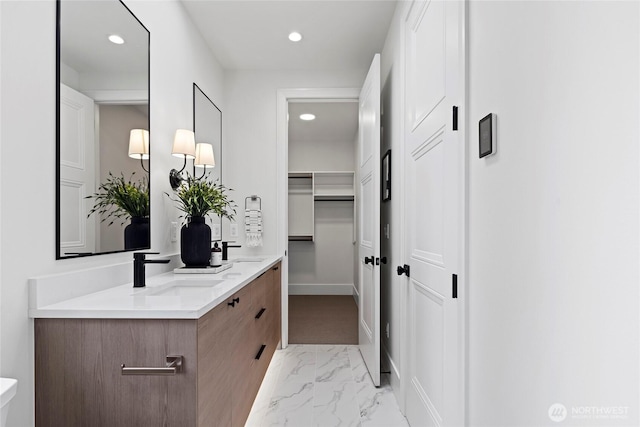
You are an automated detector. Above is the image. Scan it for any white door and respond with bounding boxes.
[403,1,464,426]
[358,54,382,387]
[59,84,96,255]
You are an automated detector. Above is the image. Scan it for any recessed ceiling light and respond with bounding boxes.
[288,32,303,42]
[300,114,315,121]
[108,34,125,45]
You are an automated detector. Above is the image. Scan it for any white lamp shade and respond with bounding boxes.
[194,143,215,168]
[172,129,196,159]
[128,129,149,159]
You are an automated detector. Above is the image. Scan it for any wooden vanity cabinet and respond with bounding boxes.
[35,262,282,427]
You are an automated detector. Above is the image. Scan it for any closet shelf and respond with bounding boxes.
[314,195,354,201]
[288,235,314,242]
[288,171,356,243]
[288,172,313,179]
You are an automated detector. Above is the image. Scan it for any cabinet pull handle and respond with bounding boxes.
[228,297,240,307]
[121,355,183,376]
[272,266,279,271]
[255,345,266,360]
[255,308,266,319]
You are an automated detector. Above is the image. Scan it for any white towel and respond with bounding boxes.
[245,208,263,247]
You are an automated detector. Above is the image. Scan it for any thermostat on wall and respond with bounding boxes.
[479,113,496,158]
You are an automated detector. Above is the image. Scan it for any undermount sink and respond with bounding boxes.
[1,378,17,427]
[233,257,265,263]
[142,279,225,297]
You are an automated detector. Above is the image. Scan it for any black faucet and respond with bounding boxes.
[133,252,170,288]
[221,241,241,261]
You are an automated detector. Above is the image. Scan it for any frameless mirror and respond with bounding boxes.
[193,83,223,238]
[56,0,150,259]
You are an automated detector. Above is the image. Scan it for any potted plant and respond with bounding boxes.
[86,172,150,250]
[166,174,236,267]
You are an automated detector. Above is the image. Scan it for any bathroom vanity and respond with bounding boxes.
[31,258,281,427]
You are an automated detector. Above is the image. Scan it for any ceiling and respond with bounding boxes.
[288,102,359,143]
[60,1,148,83]
[181,0,398,71]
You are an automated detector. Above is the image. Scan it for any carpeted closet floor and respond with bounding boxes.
[288,295,358,344]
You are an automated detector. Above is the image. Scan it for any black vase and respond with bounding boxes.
[124,217,150,250]
[181,216,211,267]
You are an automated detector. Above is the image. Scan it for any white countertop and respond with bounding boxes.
[29,255,282,319]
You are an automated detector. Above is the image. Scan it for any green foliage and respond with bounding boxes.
[166,174,236,221]
[86,172,149,227]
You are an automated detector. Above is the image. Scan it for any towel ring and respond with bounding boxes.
[245,195,261,210]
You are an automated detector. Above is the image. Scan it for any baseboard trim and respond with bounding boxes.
[288,283,354,295]
[382,343,402,408]
[384,348,400,384]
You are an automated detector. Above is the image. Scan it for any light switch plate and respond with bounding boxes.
[170,222,178,242]
[212,224,221,239]
[230,223,238,238]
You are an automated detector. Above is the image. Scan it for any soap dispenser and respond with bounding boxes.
[211,242,222,267]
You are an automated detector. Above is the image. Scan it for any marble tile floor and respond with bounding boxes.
[246,344,410,427]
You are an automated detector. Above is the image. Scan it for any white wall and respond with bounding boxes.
[223,69,366,256]
[0,1,225,425]
[467,2,639,425]
[289,139,356,171]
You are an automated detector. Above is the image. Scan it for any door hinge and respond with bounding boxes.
[452,106,459,131]
[452,274,458,298]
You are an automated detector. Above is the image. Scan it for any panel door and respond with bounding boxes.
[59,83,96,255]
[358,54,382,387]
[403,1,464,426]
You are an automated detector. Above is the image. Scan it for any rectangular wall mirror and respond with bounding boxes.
[56,0,150,259]
[193,83,223,239]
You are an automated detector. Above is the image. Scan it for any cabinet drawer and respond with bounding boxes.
[231,314,257,427]
[197,303,233,427]
[250,272,269,314]
[253,304,272,353]
[221,282,252,318]
[252,341,274,394]
[35,319,198,427]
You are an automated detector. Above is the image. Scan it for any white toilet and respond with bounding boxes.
[0,378,17,427]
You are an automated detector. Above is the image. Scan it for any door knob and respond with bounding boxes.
[396,264,410,277]
[364,256,374,265]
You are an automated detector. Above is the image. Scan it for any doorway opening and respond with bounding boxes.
[286,100,359,344]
